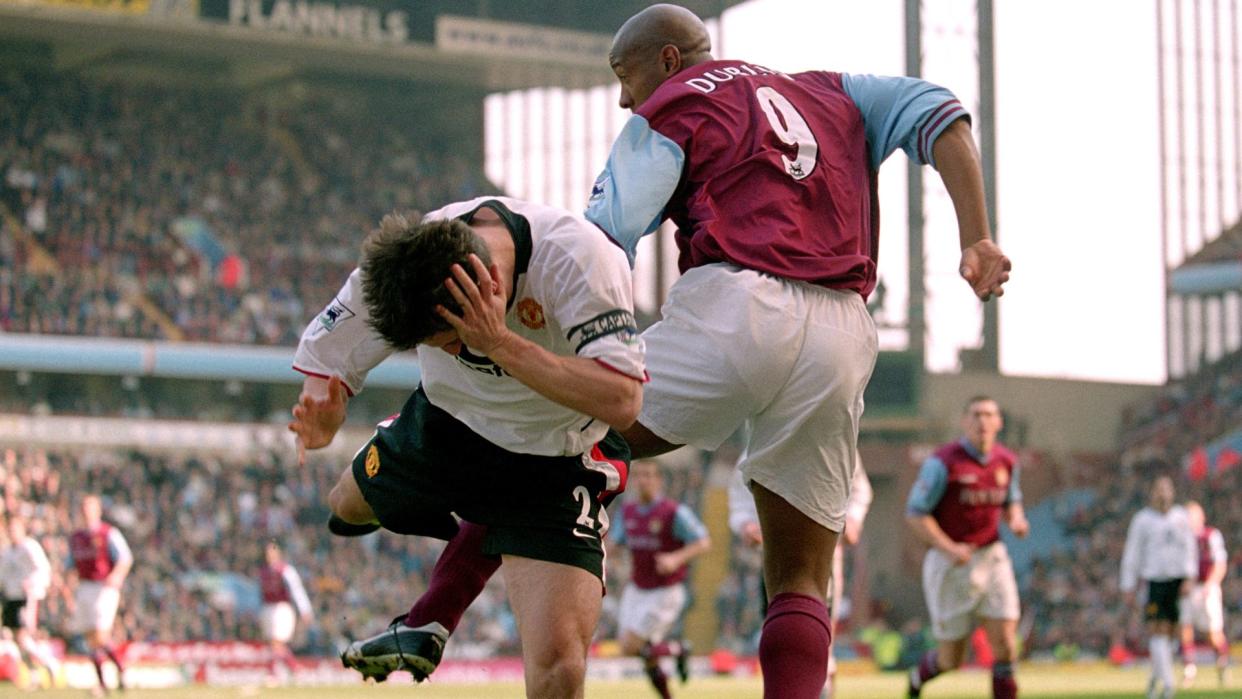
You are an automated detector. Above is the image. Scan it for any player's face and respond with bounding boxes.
[634,462,662,500]
[962,399,1003,446]
[81,496,102,524]
[1187,504,1205,533]
[424,329,463,356]
[1151,478,1174,509]
[611,51,668,112]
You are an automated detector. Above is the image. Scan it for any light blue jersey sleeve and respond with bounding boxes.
[905,456,949,515]
[672,504,709,543]
[840,74,969,170]
[1006,465,1023,505]
[611,517,628,545]
[584,114,685,265]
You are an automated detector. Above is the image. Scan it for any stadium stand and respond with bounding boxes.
[0,69,492,345]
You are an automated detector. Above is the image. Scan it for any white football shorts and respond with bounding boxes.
[922,541,1020,641]
[73,582,120,634]
[639,263,877,532]
[261,602,298,643]
[1179,582,1225,633]
[617,583,688,644]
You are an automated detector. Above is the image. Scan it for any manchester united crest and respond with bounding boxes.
[995,469,1009,487]
[365,444,381,478]
[516,298,546,330]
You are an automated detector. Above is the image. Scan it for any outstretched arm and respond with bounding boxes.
[931,119,1011,301]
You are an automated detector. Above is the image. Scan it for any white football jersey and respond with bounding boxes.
[1119,504,1197,592]
[1,538,52,600]
[294,196,645,457]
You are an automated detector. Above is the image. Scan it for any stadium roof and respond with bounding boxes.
[0,1,746,91]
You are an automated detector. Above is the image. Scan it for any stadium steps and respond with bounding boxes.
[1,203,185,341]
[683,476,732,650]
[0,203,59,275]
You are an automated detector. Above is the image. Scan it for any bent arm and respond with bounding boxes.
[931,119,992,251]
[488,334,643,430]
[906,513,960,556]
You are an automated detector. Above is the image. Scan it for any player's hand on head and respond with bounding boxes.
[959,240,1011,301]
[287,375,349,465]
[437,254,512,356]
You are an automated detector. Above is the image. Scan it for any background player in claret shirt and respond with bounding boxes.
[1178,501,1229,688]
[1119,476,1197,699]
[1,515,62,684]
[258,541,313,685]
[729,455,873,699]
[583,5,1010,697]
[613,460,710,698]
[904,396,1028,699]
[68,494,133,696]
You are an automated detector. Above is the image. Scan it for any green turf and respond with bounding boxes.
[11,666,1237,698]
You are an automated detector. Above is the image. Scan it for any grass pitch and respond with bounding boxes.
[12,665,1237,698]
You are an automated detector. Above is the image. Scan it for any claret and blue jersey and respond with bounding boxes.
[584,58,968,297]
[906,438,1022,547]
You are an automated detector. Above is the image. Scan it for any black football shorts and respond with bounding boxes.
[351,386,630,580]
[1144,579,1183,624]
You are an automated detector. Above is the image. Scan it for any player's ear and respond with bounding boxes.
[660,44,680,74]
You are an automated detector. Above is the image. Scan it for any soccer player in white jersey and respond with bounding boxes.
[258,541,313,684]
[1,516,62,683]
[1178,501,1229,688]
[1120,476,1197,699]
[290,198,644,698]
[729,456,872,699]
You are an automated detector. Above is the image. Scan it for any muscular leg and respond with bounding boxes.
[982,617,1018,699]
[328,465,376,525]
[502,556,600,699]
[752,483,837,699]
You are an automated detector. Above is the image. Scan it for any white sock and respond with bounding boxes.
[1151,635,1176,689]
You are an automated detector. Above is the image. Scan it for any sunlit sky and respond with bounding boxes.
[486,0,1242,386]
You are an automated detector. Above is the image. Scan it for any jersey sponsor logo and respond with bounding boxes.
[365,445,381,478]
[516,298,546,330]
[958,488,1006,506]
[315,299,355,334]
[567,310,638,352]
[951,473,979,485]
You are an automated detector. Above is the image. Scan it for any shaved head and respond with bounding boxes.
[610,3,712,67]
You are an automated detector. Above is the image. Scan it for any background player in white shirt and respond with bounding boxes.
[729,456,872,699]
[1178,501,1229,688]
[1120,476,1197,699]
[1,516,61,682]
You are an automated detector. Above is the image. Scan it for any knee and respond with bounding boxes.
[527,653,586,698]
[620,634,645,657]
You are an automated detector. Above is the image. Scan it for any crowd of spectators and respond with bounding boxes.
[0,68,491,345]
[1024,352,1242,659]
[0,444,716,660]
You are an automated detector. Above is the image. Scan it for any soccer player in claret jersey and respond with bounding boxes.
[258,541,313,684]
[614,460,710,698]
[583,5,1009,697]
[1120,476,1197,699]
[1179,501,1230,688]
[68,494,133,696]
[904,396,1028,699]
